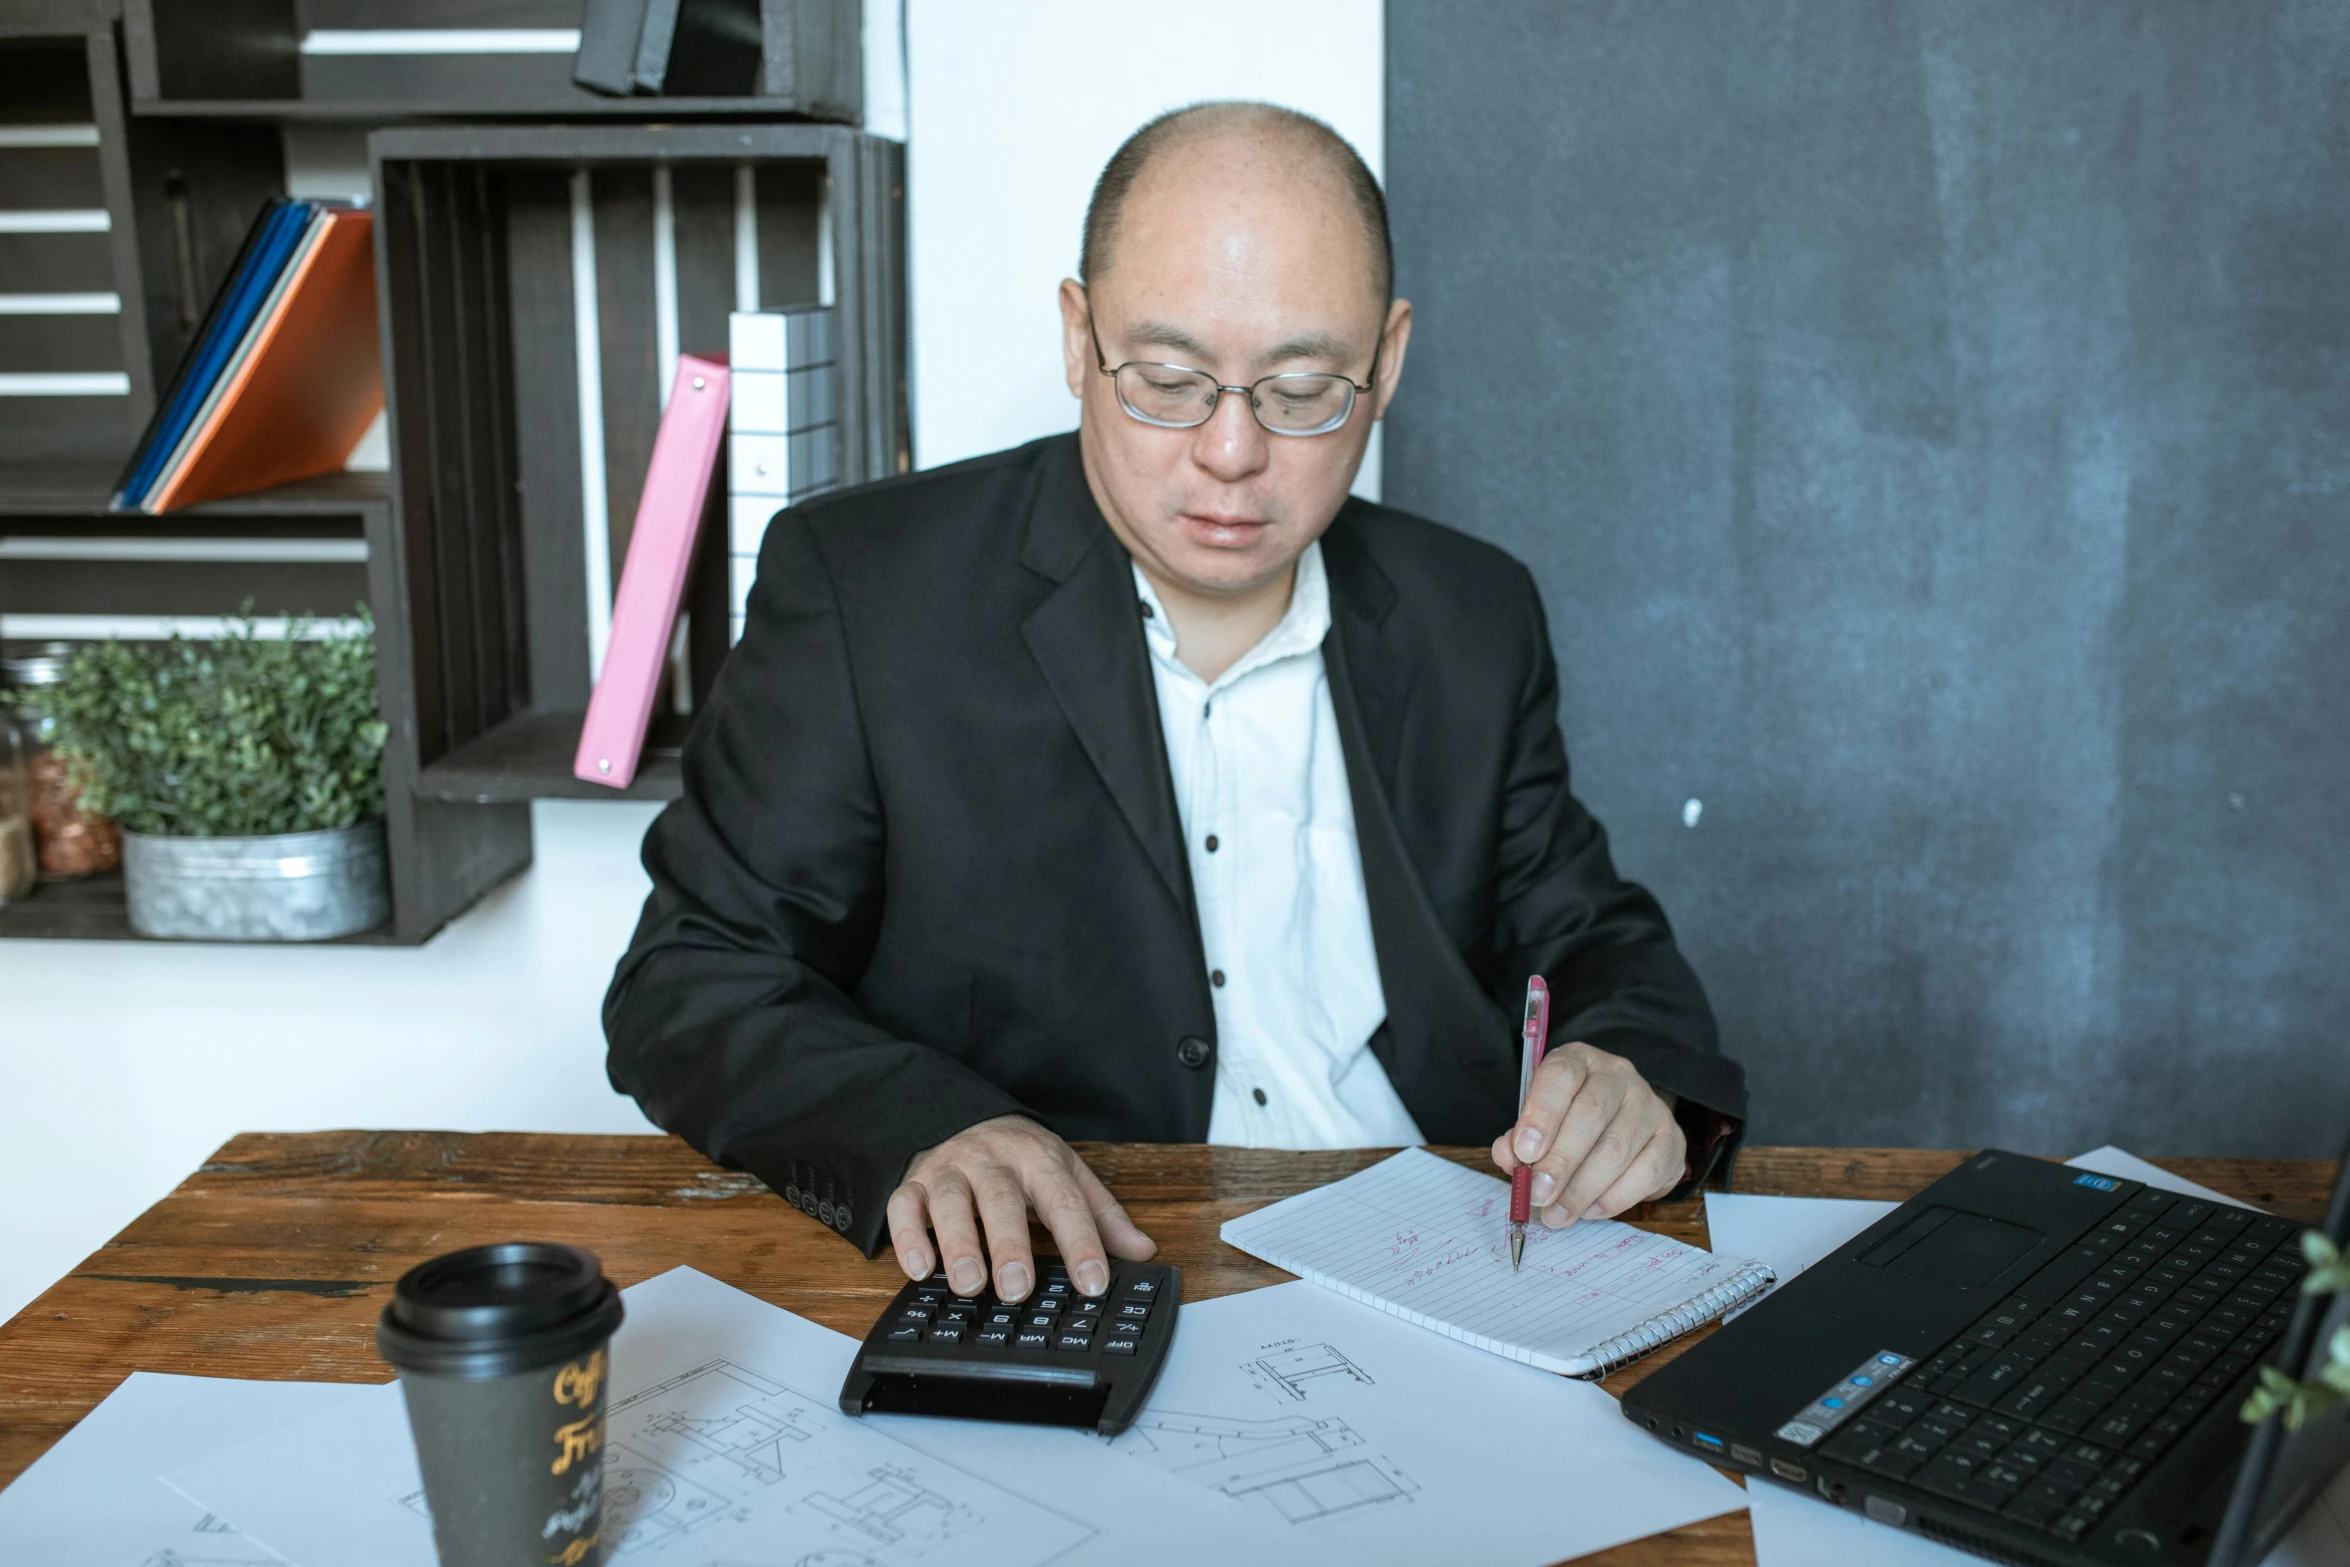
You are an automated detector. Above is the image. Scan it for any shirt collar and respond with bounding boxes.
[1134,540,1332,692]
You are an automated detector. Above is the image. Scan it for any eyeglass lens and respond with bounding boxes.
[1112,365,1357,435]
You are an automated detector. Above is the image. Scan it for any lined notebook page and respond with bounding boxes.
[1221,1148,1774,1376]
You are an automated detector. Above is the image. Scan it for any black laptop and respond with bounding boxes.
[1623,1142,2350,1566]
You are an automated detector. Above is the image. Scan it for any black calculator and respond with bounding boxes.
[837,1257,1181,1435]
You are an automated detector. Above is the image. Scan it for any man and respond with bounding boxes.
[605,102,1744,1306]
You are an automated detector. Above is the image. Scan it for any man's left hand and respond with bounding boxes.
[1491,1041,1683,1229]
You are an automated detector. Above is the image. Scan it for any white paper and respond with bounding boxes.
[1220,1147,1773,1373]
[1098,1278,1746,1565]
[1709,1175,2349,1567]
[2066,1145,2264,1211]
[169,1266,1273,1567]
[0,1371,359,1564]
[1702,1192,1900,1319]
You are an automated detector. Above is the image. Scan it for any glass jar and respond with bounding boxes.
[2,643,121,881]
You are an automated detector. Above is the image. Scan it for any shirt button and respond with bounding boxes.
[1210,970,1226,988]
[1253,1088,1268,1106]
[1175,1036,1212,1070]
[1138,599,1154,619]
[1204,834,1218,852]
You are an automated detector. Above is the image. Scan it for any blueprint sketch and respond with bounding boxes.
[0,1371,356,1567]
[168,1269,1281,1567]
[1105,1281,1747,1567]
[1120,1409,1416,1524]
[1243,1342,1374,1403]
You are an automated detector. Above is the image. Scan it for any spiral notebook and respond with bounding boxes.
[1221,1147,1776,1378]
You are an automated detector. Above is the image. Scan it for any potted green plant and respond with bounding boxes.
[27,613,392,941]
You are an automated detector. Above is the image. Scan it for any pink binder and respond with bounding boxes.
[575,354,731,788]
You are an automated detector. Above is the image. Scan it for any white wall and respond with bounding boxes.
[903,0,1386,495]
[0,5,1387,1326]
[0,802,665,1322]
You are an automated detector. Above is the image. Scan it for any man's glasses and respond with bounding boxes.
[1089,318,1379,437]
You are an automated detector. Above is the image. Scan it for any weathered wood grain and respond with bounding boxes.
[0,1133,2335,1566]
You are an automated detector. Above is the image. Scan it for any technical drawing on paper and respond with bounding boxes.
[1244,1342,1375,1403]
[1117,1411,1419,1525]
[580,1356,1093,1566]
[796,1465,981,1550]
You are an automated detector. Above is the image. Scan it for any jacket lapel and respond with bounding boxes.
[1323,512,1515,1140]
[1017,439,1195,918]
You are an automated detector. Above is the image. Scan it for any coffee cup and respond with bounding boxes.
[377,1242,625,1567]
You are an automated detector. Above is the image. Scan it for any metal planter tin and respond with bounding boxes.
[122,819,390,941]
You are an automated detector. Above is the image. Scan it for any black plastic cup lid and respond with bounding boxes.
[377,1242,624,1379]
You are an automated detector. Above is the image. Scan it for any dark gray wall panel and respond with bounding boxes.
[1384,0,2350,1156]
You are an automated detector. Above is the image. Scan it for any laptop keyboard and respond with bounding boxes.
[1817,1189,2306,1544]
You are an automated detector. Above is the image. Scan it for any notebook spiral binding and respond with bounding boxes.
[1573,1261,1779,1380]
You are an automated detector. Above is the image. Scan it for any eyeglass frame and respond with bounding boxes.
[1087,314,1384,437]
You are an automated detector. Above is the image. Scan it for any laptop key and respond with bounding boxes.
[2039,1397,2104,1435]
[1860,1445,1923,1481]
[2018,1475,2081,1513]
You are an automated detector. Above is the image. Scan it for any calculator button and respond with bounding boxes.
[951,1295,983,1309]
[900,1306,934,1322]
[1042,1280,1072,1299]
[1016,1330,1051,1348]
[926,1325,964,1344]
[1117,1303,1150,1320]
[1032,1296,1064,1315]
[939,1306,973,1324]
[1054,1332,1094,1352]
[1104,1336,1139,1354]
[1125,1279,1158,1296]
[1072,1299,1104,1317]
[984,1308,1018,1327]
[976,1328,1010,1347]
[1023,1312,1056,1331]
[887,1327,920,1343]
[1109,1319,1143,1337]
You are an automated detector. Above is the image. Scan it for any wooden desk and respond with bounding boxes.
[0,1137,2335,1563]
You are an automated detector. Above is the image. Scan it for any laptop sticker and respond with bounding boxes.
[1774,1351,1917,1447]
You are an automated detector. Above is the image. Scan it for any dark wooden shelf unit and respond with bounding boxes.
[0,867,405,942]
[418,709,686,804]
[1,10,906,946]
[366,122,903,938]
[122,0,862,124]
[0,0,281,468]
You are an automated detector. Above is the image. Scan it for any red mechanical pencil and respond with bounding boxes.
[1509,975,1551,1270]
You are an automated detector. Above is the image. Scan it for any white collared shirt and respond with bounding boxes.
[1135,542,1427,1150]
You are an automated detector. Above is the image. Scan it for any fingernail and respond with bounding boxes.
[997,1261,1032,1301]
[1543,1205,1570,1230]
[948,1258,984,1295]
[1515,1128,1545,1162]
[1530,1172,1557,1206]
[1077,1260,1108,1296]
[1585,1203,1605,1221]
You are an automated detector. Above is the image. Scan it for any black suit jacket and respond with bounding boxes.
[605,433,1743,1255]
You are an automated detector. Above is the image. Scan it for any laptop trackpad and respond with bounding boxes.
[1858,1206,2043,1289]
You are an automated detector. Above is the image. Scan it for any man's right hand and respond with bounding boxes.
[885,1114,1157,1301]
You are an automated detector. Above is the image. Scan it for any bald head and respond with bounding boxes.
[1080,101,1393,308]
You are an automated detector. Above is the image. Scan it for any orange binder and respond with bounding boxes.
[147,209,384,513]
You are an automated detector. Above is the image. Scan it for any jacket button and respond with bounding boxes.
[1176,1036,1212,1070]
